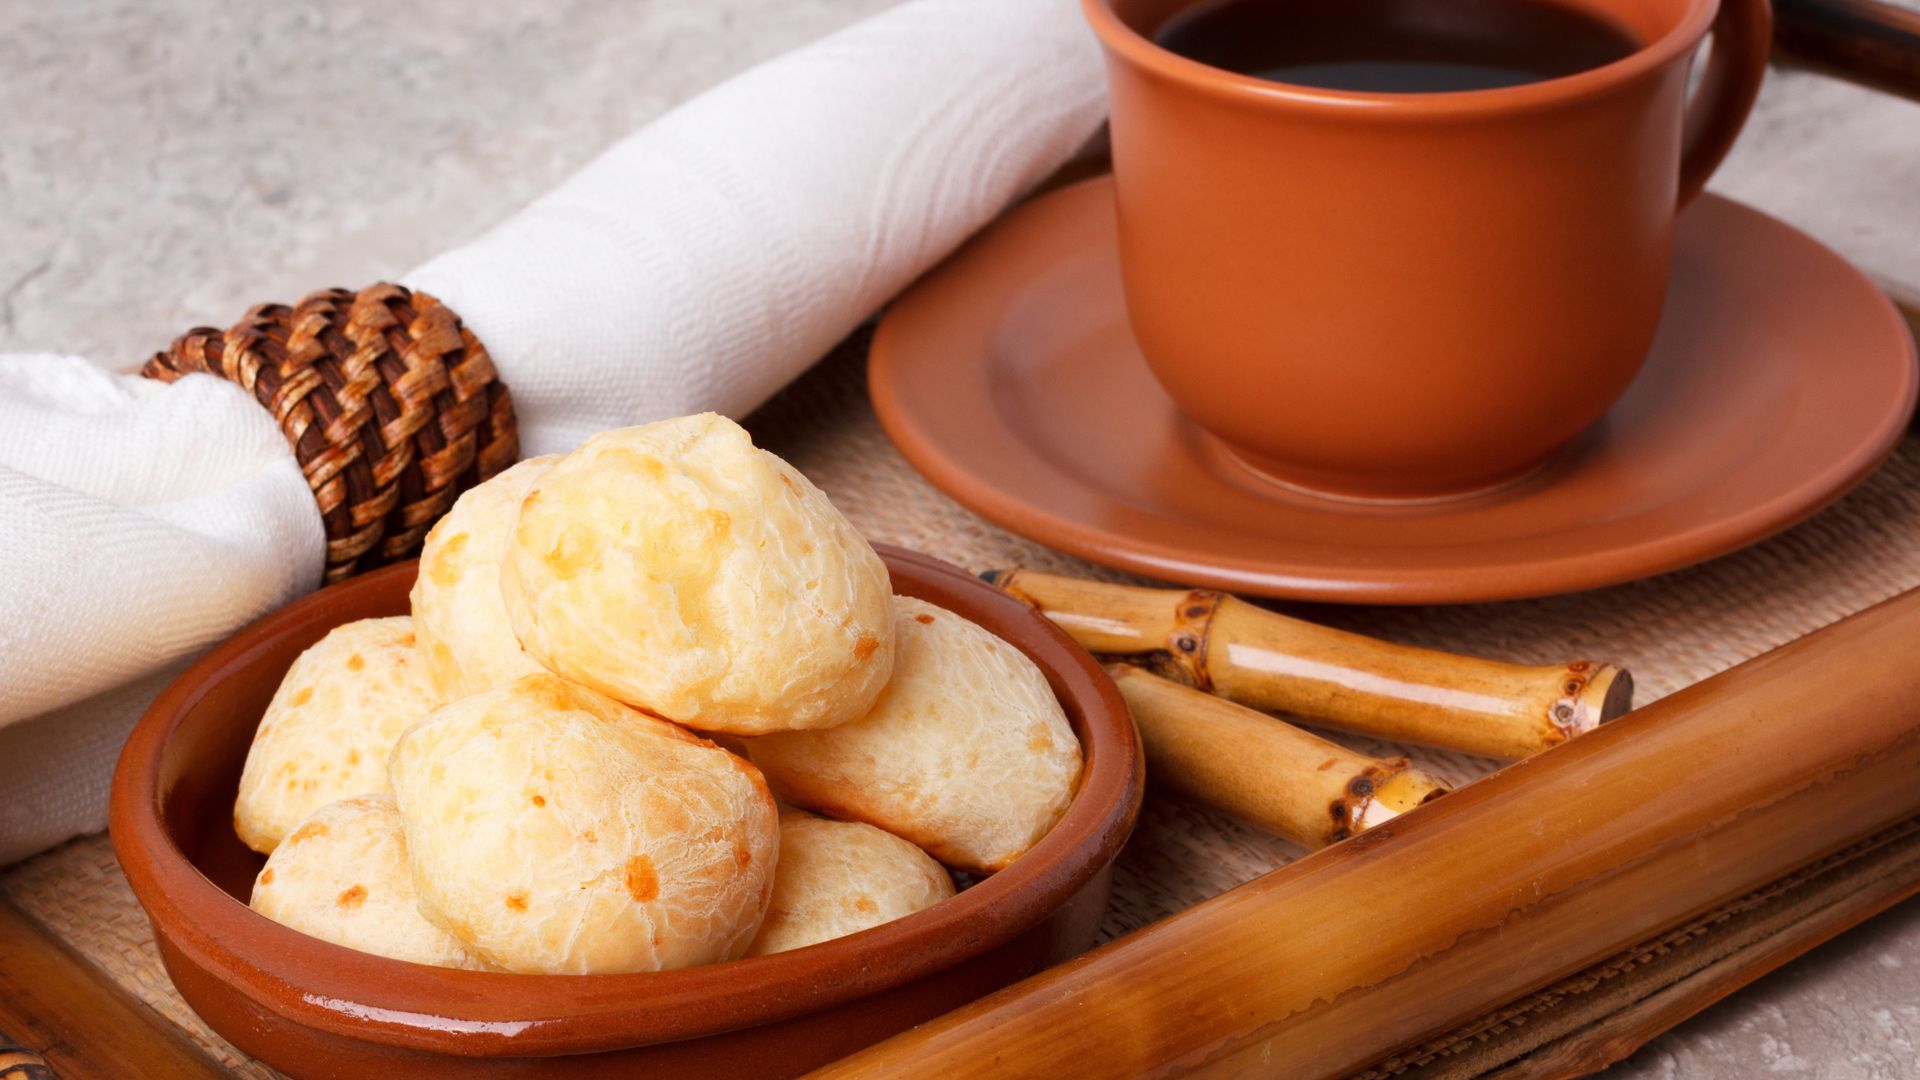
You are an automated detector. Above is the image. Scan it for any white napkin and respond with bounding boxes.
[0,0,1105,864]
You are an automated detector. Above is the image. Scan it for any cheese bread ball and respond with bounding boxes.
[234,617,441,854]
[746,812,955,956]
[411,455,557,699]
[500,413,894,736]
[749,597,1082,874]
[249,795,487,970]
[389,673,780,974]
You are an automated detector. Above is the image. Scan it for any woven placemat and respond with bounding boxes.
[6,331,1919,1077]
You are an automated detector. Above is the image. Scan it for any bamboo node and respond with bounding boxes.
[0,1044,54,1080]
[1166,589,1222,688]
[1551,664,1636,742]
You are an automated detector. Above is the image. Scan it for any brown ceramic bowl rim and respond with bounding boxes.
[1081,0,1717,117]
[110,545,1142,1057]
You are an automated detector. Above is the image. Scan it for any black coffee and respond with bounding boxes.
[1155,0,1640,93]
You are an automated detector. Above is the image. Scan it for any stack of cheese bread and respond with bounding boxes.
[235,414,1082,974]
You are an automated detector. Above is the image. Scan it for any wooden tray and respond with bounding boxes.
[6,314,1920,1076]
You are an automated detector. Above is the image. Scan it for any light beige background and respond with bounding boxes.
[3,1,1919,1076]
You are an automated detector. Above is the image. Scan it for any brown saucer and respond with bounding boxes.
[871,177,1918,604]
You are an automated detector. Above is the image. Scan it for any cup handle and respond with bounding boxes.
[1677,0,1774,207]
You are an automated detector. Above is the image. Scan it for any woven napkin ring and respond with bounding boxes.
[141,283,519,584]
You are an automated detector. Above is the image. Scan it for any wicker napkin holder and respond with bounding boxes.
[141,283,518,583]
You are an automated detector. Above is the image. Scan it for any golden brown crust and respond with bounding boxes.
[410,455,558,699]
[499,414,894,736]
[234,617,441,854]
[749,597,1082,874]
[388,674,780,974]
[746,812,955,956]
[249,795,488,969]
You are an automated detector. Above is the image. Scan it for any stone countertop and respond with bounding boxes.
[3,1,1919,1076]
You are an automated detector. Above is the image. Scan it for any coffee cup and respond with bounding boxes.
[1084,0,1771,499]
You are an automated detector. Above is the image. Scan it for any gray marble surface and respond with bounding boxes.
[3,1,1919,1076]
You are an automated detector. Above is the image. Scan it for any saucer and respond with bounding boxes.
[870,177,1917,604]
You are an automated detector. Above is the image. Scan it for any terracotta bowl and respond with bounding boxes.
[111,545,1142,1079]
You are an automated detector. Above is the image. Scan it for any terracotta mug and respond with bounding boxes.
[1085,0,1772,499]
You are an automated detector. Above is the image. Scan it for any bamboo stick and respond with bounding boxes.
[811,584,1920,1080]
[1774,0,1920,103]
[1472,821,1920,1078]
[0,896,228,1079]
[1108,664,1446,848]
[985,568,1631,760]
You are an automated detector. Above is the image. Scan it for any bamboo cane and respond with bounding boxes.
[1774,0,1920,103]
[811,584,1920,1080]
[1108,664,1446,848]
[0,895,227,1079]
[985,568,1631,760]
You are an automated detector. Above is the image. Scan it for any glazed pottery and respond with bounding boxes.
[869,177,1917,604]
[110,547,1143,1079]
[1084,0,1772,498]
